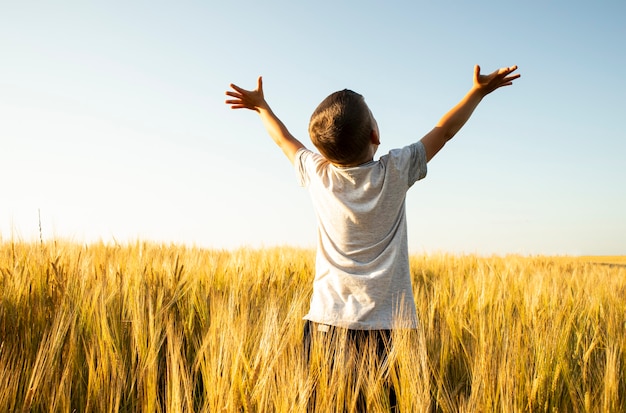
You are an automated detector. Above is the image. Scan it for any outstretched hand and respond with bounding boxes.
[224,76,305,163]
[473,65,520,96]
[225,76,267,112]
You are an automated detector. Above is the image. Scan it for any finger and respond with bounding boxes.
[230,83,256,95]
[503,74,521,83]
[257,76,263,91]
[499,65,518,76]
[225,91,242,98]
[499,74,520,87]
[474,65,481,78]
[229,84,247,93]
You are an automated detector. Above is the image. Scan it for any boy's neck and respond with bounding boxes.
[332,152,375,168]
[329,134,379,167]
[332,158,374,168]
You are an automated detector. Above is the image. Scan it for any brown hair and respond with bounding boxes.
[308,89,373,166]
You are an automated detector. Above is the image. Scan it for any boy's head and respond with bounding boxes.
[308,89,379,166]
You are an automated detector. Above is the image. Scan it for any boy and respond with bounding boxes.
[225,64,519,329]
[225,65,519,407]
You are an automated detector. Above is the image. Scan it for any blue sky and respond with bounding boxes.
[1,1,625,255]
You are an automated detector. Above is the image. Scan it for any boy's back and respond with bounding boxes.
[295,142,428,329]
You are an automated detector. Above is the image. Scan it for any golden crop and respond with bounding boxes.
[0,241,624,412]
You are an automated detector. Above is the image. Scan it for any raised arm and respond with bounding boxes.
[225,76,305,164]
[420,65,520,162]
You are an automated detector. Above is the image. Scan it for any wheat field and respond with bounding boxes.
[0,240,624,412]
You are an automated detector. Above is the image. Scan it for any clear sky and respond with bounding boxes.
[1,1,625,255]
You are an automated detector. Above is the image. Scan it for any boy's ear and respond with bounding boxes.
[370,129,380,145]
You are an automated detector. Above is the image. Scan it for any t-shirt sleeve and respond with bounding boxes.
[294,148,310,187]
[407,141,428,186]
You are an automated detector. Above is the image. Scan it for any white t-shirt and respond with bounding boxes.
[295,142,427,329]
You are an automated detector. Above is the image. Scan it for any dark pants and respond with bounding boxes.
[303,320,398,412]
